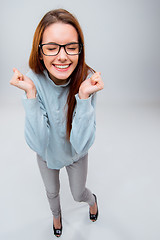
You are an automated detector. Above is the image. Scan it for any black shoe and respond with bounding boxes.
[53,214,62,238]
[89,194,98,222]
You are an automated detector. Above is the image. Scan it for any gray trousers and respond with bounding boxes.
[37,154,95,218]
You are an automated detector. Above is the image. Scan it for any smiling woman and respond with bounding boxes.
[40,23,79,85]
[9,8,104,238]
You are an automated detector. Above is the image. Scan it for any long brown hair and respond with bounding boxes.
[29,9,94,139]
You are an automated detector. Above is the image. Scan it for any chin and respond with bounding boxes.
[52,69,73,79]
[48,71,70,83]
[55,72,71,80]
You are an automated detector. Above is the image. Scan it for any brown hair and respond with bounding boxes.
[29,9,94,139]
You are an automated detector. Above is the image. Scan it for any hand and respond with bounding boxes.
[10,68,37,98]
[78,72,104,99]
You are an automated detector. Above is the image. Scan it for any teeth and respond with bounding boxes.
[54,65,70,69]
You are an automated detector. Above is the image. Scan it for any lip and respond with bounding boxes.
[52,63,72,72]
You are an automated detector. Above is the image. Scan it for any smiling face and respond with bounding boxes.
[41,22,79,85]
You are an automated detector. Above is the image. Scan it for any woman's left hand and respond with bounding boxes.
[78,72,104,99]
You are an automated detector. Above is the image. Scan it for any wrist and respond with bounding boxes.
[26,86,37,99]
[78,90,89,99]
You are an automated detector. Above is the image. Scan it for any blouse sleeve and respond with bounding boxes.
[70,92,96,154]
[22,93,50,157]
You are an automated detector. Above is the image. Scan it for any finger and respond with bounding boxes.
[93,72,101,77]
[91,72,101,81]
[10,75,19,86]
[13,68,24,80]
[93,78,104,89]
[91,83,104,93]
[13,67,21,74]
[13,68,22,77]
[97,80,104,90]
[91,75,102,84]
[96,72,101,75]
[91,78,98,85]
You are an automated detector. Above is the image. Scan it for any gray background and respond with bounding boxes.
[0,1,160,240]
[1,0,160,104]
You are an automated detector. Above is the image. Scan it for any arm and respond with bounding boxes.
[10,68,49,156]
[70,71,104,154]
[70,93,96,154]
[22,94,49,156]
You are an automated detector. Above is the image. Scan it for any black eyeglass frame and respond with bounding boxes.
[39,42,83,56]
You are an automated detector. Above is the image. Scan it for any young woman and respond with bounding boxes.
[10,9,104,237]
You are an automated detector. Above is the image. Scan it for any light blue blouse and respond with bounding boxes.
[22,69,96,169]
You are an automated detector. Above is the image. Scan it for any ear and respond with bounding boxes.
[39,47,43,60]
[39,51,43,60]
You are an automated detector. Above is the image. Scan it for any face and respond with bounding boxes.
[41,22,79,85]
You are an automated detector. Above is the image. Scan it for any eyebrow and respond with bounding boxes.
[41,41,79,45]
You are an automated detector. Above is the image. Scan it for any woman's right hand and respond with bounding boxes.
[10,68,37,99]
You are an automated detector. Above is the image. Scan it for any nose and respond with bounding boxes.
[57,46,67,61]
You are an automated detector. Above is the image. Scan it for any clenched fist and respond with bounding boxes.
[79,72,104,99]
[10,68,37,99]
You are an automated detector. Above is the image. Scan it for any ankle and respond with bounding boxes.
[53,216,61,227]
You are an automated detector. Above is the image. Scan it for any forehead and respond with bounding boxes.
[42,22,78,44]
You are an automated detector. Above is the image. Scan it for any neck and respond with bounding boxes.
[48,72,69,85]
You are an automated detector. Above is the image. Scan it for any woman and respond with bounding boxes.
[10,9,104,237]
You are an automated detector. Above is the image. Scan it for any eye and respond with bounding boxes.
[44,44,59,51]
[68,47,76,50]
[47,47,57,50]
[66,44,78,50]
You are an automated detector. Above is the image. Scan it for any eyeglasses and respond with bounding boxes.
[39,42,83,56]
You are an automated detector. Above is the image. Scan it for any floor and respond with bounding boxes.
[0,98,160,240]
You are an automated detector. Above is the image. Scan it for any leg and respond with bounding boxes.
[37,154,61,218]
[66,154,95,206]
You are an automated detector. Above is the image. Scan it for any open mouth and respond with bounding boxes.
[53,64,72,71]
